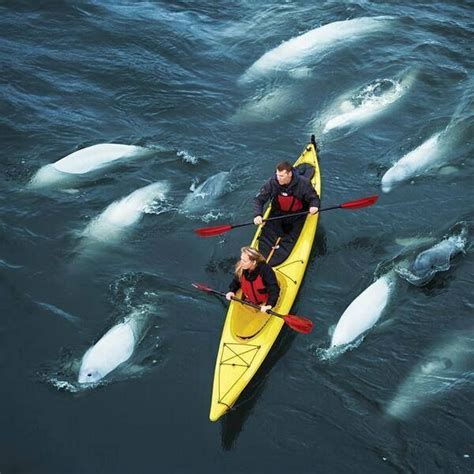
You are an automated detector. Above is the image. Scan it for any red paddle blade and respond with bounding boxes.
[340,195,379,209]
[283,314,314,334]
[194,224,233,237]
[192,282,213,292]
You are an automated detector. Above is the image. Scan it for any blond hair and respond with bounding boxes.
[234,246,266,279]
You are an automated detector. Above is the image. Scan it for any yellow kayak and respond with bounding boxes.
[209,138,322,422]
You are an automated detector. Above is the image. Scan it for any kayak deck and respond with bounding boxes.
[210,140,321,422]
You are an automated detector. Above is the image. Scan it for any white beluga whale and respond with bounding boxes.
[240,16,392,83]
[395,224,469,286]
[386,330,474,419]
[78,307,151,384]
[316,70,417,134]
[181,171,230,213]
[82,181,169,243]
[29,144,150,188]
[330,273,395,348]
[381,132,444,192]
[232,84,295,124]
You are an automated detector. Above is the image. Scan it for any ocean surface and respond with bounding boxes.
[1,1,473,473]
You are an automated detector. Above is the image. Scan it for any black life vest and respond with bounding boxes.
[240,272,269,305]
[277,193,303,212]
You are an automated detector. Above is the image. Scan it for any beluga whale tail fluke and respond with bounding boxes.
[239,16,393,84]
[29,143,150,189]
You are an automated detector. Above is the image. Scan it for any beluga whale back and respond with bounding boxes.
[317,69,417,134]
[395,223,469,286]
[78,306,151,384]
[381,132,443,193]
[181,171,230,213]
[331,273,395,348]
[240,16,393,83]
[29,144,150,189]
[81,181,169,243]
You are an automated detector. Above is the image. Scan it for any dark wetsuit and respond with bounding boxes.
[254,168,320,241]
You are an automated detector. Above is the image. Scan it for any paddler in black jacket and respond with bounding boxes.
[253,161,320,239]
[226,246,280,313]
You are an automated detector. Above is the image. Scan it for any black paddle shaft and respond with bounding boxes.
[201,286,284,318]
[232,205,340,230]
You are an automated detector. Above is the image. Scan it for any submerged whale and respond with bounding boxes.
[331,273,394,348]
[240,16,392,83]
[82,181,169,243]
[29,144,149,188]
[78,307,151,384]
[318,71,416,133]
[386,330,474,419]
[395,225,468,286]
[381,132,443,192]
[181,171,230,212]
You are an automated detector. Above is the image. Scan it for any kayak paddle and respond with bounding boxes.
[194,195,379,237]
[192,283,314,334]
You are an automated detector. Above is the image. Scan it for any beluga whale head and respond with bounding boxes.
[77,365,104,384]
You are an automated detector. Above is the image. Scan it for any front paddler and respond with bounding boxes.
[226,246,280,313]
[253,161,320,240]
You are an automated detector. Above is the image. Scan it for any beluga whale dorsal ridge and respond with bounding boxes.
[77,307,151,384]
[81,181,169,243]
[330,273,395,348]
[29,143,150,188]
[240,16,393,83]
[381,132,443,193]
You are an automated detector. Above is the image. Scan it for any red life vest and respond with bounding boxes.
[241,272,269,305]
[277,193,303,212]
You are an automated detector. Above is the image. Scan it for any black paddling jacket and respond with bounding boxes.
[253,169,320,217]
[229,262,280,307]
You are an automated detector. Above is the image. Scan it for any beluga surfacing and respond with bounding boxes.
[78,306,152,385]
[330,272,395,349]
[81,181,169,244]
[28,143,151,189]
[239,16,393,83]
[381,132,443,192]
[315,69,417,134]
[395,222,469,286]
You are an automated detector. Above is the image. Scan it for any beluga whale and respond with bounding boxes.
[181,171,230,214]
[381,132,444,193]
[315,69,417,134]
[81,181,169,243]
[386,329,474,419]
[240,16,393,83]
[395,223,469,286]
[330,272,395,349]
[29,143,150,189]
[78,306,151,384]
